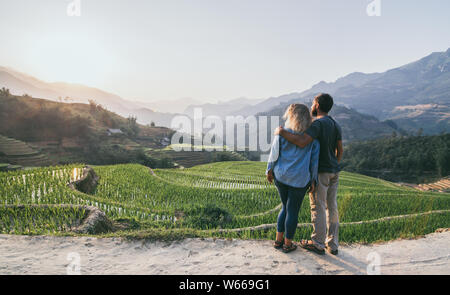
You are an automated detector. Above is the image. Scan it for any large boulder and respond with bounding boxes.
[73,206,114,234]
[69,166,99,194]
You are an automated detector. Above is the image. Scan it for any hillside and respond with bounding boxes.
[0,135,52,168]
[388,104,450,134]
[0,66,177,127]
[0,92,175,166]
[233,72,384,118]
[0,91,249,168]
[334,48,450,117]
[0,92,174,141]
[341,133,450,183]
[0,66,132,114]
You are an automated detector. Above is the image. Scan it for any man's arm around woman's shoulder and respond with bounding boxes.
[266,135,281,183]
[274,126,314,148]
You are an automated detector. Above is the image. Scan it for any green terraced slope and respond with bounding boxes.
[0,135,52,167]
[1,161,449,243]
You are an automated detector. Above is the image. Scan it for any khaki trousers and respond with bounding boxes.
[309,172,340,251]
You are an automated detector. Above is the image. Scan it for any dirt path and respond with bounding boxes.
[0,231,449,275]
[218,210,450,233]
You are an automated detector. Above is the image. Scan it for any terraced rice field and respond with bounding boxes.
[416,177,450,193]
[0,135,51,167]
[1,161,449,243]
[146,146,248,168]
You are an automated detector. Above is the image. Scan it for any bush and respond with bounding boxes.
[184,205,233,229]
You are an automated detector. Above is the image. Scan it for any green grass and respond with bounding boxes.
[0,205,87,235]
[1,161,449,243]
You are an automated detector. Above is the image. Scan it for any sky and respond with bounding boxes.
[0,0,449,103]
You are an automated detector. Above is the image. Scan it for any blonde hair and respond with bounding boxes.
[283,103,312,133]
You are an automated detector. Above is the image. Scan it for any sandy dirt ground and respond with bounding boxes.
[0,231,449,275]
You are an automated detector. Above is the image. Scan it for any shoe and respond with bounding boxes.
[273,240,284,249]
[282,243,297,253]
[299,240,325,255]
[326,247,338,255]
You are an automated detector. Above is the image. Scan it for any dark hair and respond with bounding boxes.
[314,93,334,113]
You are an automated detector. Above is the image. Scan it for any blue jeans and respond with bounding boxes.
[274,177,309,240]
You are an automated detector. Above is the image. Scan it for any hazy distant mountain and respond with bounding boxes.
[127,108,179,127]
[240,48,450,134]
[2,48,448,135]
[0,66,133,112]
[0,66,178,127]
[232,92,307,117]
[334,48,450,118]
[184,97,264,118]
[332,48,450,133]
[0,66,260,128]
[387,104,450,134]
[232,72,384,117]
[132,97,202,114]
[0,68,61,100]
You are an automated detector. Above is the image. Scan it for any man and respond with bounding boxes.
[274,93,343,255]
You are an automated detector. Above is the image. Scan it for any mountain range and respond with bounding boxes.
[235,48,450,134]
[0,66,261,127]
[0,66,183,127]
[184,97,264,118]
[1,48,449,139]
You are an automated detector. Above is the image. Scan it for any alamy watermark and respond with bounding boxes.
[66,252,81,275]
[170,108,280,156]
[67,0,81,17]
[366,251,382,275]
[366,0,381,17]
[66,1,379,19]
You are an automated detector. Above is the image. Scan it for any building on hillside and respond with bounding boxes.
[107,129,124,136]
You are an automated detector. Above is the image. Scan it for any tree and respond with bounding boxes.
[150,121,156,127]
[0,87,10,97]
[435,140,450,177]
[89,99,98,113]
[126,116,140,137]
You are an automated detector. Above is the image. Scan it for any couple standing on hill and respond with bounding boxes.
[266,93,343,254]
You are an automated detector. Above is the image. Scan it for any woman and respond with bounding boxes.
[266,104,319,253]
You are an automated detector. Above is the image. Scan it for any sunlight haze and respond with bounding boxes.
[0,0,449,102]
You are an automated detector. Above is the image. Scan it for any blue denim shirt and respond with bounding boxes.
[266,128,320,188]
